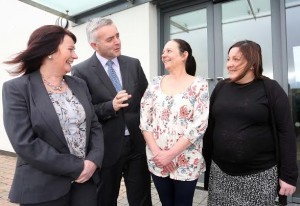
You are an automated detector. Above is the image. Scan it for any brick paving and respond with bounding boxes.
[0,153,16,206]
[0,152,208,206]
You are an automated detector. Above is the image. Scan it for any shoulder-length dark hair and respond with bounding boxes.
[173,39,196,76]
[228,40,263,79]
[4,25,76,75]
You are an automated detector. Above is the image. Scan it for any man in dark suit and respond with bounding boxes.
[72,17,152,206]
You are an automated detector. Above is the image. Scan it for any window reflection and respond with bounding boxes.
[286,1,300,200]
[287,2,300,89]
[170,9,208,78]
[286,0,300,7]
[286,3,300,139]
[222,0,272,79]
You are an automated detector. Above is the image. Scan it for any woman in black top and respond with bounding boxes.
[203,40,298,205]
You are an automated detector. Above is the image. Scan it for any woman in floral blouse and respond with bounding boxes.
[140,39,209,206]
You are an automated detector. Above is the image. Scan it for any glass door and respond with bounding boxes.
[169,9,208,78]
[162,4,211,185]
[162,4,213,92]
[286,0,300,203]
[221,0,273,79]
[161,0,298,203]
[162,0,273,93]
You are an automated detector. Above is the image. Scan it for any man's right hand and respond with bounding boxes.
[113,90,132,111]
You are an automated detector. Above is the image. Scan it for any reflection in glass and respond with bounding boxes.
[286,0,300,7]
[169,9,208,78]
[287,5,300,89]
[285,0,300,203]
[30,0,114,16]
[286,3,300,200]
[222,0,272,79]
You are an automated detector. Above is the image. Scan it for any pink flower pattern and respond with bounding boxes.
[140,76,209,181]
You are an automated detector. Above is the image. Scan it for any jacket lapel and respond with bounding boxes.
[29,71,69,149]
[118,56,129,91]
[118,56,132,110]
[90,53,117,96]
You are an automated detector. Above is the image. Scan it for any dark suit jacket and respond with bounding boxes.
[72,53,148,167]
[2,71,104,204]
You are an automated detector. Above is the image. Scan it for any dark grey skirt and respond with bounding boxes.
[207,161,278,206]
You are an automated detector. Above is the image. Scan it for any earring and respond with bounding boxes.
[48,55,52,59]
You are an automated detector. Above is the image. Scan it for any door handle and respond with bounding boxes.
[216,77,224,81]
[206,78,214,81]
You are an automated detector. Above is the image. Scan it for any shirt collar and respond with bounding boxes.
[95,52,118,67]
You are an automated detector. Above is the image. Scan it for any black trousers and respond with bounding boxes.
[97,136,152,206]
[151,174,198,206]
[20,179,97,206]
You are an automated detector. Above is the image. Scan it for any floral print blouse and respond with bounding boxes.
[140,76,209,181]
[49,89,87,159]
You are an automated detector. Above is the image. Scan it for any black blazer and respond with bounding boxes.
[72,53,148,167]
[2,71,104,204]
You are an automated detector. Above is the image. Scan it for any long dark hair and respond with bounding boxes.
[228,40,263,80]
[4,25,77,75]
[173,39,196,76]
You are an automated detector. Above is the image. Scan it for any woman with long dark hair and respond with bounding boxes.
[3,25,104,206]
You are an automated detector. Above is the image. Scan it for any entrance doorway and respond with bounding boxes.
[161,0,272,94]
[161,0,300,203]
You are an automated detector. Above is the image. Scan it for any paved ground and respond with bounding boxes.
[0,152,208,206]
[3,152,300,206]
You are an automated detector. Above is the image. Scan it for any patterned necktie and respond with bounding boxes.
[107,60,122,92]
[107,60,129,135]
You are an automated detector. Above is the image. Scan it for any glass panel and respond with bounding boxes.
[221,0,272,79]
[286,1,300,201]
[168,8,208,185]
[30,0,116,15]
[286,0,300,7]
[169,9,208,78]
